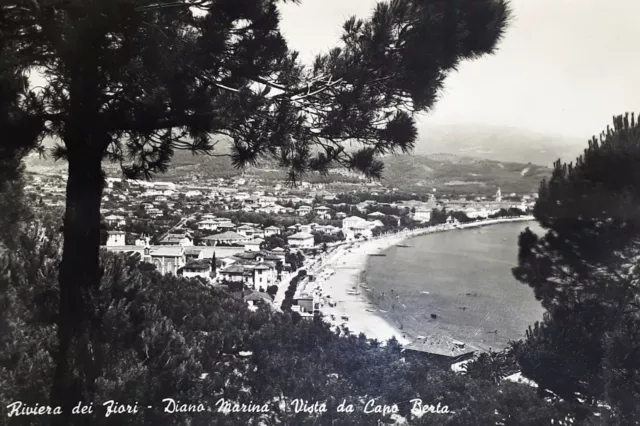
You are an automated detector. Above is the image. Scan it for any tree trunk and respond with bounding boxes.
[51,150,104,424]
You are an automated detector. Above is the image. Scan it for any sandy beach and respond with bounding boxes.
[314,216,535,347]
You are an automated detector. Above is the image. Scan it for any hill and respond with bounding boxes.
[414,124,586,166]
[25,147,550,195]
[379,154,550,195]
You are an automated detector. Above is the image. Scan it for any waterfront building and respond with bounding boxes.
[288,232,315,248]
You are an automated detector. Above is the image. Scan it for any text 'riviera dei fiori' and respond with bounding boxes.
[5,398,449,417]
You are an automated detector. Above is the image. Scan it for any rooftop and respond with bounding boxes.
[289,232,314,240]
[150,247,183,257]
[183,260,211,271]
[403,334,478,358]
[203,231,247,241]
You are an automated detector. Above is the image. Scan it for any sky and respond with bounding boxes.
[279,0,640,140]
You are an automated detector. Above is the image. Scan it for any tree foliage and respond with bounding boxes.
[513,113,640,422]
[0,217,578,425]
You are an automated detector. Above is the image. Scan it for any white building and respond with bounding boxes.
[264,226,281,237]
[251,264,276,289]
[197,220,219,231]
[296,205,312,216]
[288,232,315,248]
[314,206,331,220]
[180,260,213,283]
[298,224,312,234]
[413,208,432,223]
[149,246,186,275]
[244,239,264,252]
[104,214,126,227]
[106,231,126,246]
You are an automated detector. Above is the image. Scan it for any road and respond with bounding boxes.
[157,215,195,242]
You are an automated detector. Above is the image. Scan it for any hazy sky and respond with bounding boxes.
[279,0,640,140]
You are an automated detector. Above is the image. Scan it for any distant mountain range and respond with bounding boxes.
[414,124,587,166]
[378,154,549,195]
[25,152,550,196]
[25,125,575,194]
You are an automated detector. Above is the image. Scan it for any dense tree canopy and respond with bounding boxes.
[513,114,640,423]
[0,209,574,426]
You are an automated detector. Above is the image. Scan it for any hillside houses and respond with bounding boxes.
[102,232,282,288]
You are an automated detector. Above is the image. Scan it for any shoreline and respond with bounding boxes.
[315,216,535,348]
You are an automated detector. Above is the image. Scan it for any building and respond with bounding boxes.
[342,216,366,230]
[158,231,193,246]
[296,205,312,216]
[413,207,432,223]
[288,232,315,248]
[413,195,438,223]
[149,246,185,275]
[106,231,126,246]
[197,219,219,231]
[351,222,374,239]
[216,222,237,232]
[236,225,264,239]
[217,262,276,289]
[342,216,366,241]
[314,206,331,220]
[202,231,248,246]
[104,214,126,227]
[244,239,264,252]
[245,291,274,309]
[298,224,312,234]
[180,260,214,283]
[217,265,248,283]
[263,226,281,237]
[251,263,275,288]
[293,277,320,314]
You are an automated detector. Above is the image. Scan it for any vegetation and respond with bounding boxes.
[513,114,640,424]
[488,207,526,219]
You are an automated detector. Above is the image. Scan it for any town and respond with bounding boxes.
[22,171,536,321]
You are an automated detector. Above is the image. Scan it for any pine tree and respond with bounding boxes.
[513,113,640,420]
[1,0,511,418]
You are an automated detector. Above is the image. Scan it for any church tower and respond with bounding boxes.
[495,187,502,203]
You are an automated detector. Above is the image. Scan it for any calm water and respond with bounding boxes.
[365,221,546,351]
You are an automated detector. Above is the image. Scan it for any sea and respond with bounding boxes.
[364,221,546,351]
